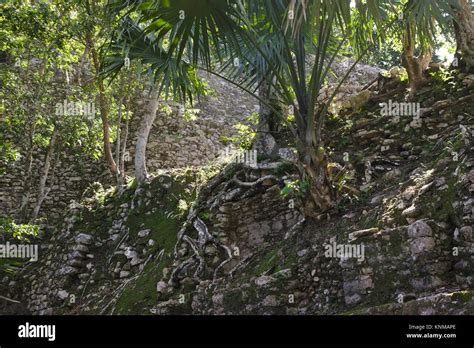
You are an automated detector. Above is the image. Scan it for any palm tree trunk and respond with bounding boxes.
[296,106,335,218]
[135,89,160,185]
[298,136,335,218]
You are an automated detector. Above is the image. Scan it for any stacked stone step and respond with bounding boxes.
[64,233,93,276]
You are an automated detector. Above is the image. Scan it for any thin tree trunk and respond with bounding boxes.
[115,96,123,185]
[253,77,278,157]
[30,127,59,221]
[401,24,432,98]
[120,98,130,184]
[19,123,36,222]
[86,34,118,181]
[135,89,160,185]
[19,49,43,222]
[77,46,89,87]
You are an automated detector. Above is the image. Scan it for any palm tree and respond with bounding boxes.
[107,0,471,216]
[105,0,390,217]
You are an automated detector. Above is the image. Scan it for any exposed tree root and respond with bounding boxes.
[170,162,281,286]
[232,173,279,187]
[183,235,206,278]
[172,217,235,285]
[174,164,238,257]
[168,159,290,287]
[284,218,306,240]
[228,253,256,278]
[212,244,232,281]
[170,254,196,287]
[0,295,21,304]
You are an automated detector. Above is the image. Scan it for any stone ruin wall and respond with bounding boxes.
[0,61,380,222]
[0,73,259,222]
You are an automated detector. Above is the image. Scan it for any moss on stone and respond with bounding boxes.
[114,259,167,314]
[126,211,178,254]
[252,249,279,275]
[450,290,474,303]
[114,173,197,314]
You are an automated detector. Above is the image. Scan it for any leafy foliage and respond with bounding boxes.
[0,217,38,241]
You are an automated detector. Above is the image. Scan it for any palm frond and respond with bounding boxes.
[101,17,205,103]
[404,0,461,48]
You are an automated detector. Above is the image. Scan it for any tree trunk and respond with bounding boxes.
[30,127,59,221]
[115,96,124,185]
[135,89,160,185]
[19,123,36,222]
[77,46,89,86]
[454,0,474,71]
[86,34,118,181]
[19,54,46,222]
[296,106,335,218]
[401,24,432,98]
[298,140,335,219]
[253,78,278,157]
[119,98,130,185]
